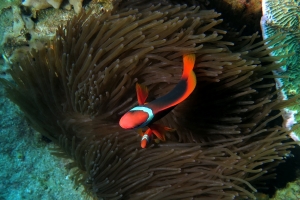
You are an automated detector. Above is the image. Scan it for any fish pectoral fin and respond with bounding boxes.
[149,124,172,142]
[136,83,149,105]
[137,128,144,137]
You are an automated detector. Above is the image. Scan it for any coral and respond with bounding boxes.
[46,0,63,9]
[0,0,112,59]
[261,0,300,140]
[1,1,297,199]
[0,6,77,60]
[92,0,114,11]
[0,6,29,59]
[22,0,53,10]
[69,0,83,14]
[22,0,94,13]
[207,0,262,33]
[0,0,21,13]
[272,179,300,200]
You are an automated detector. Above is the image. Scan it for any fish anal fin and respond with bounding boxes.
[136,83,149,105]
[164,126,176,132]
[139,126,173,148]
[149,124,173,141]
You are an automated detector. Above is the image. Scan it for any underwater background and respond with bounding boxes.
[1,0,300,199]
[0,85,90,199]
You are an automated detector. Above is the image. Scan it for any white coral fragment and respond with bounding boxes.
[22,0,52,10]
[47,0,63,9]
[22,0,82,14]
[69,0,83,14]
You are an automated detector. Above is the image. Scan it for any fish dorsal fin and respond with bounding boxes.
[136,83,148,105]
[182,54,196,79]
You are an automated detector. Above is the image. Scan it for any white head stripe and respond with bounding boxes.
[130,106,154,128]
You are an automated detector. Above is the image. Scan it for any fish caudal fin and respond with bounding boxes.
[136,83,148,105]
[182,54,196,80]
[141,137,148,148]
[140,128,152,148]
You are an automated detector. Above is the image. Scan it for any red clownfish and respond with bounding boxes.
[119,54,196,148]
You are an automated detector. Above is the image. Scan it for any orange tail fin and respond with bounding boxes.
[182,54,196,79]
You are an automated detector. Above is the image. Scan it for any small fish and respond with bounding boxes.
[119,54,197,148]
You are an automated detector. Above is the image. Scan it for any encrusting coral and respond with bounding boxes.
[22,0,84,13]
[261,0,300,141]
[1,1,297,199]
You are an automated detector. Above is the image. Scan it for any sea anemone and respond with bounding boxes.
[1,1,296,199]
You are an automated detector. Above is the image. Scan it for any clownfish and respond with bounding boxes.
[119,54,196,148]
